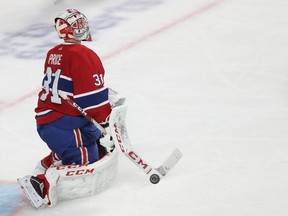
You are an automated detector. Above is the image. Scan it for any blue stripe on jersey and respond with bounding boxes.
[41,74,74,95]
[74,88,109,110]
[58,76,74,94]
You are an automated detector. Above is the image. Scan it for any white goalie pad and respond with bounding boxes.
[48,148,118,201]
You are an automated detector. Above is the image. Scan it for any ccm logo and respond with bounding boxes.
[55,165,95,176]
[128,151,151,173]
[113,123,125,153]
[66,168,95,176]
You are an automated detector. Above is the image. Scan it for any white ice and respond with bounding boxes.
[0,0,288,215]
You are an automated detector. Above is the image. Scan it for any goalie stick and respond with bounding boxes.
[109,105,182,184]
[58,91,182,184]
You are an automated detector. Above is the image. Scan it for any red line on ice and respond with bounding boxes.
[0,0,225,112]
[0,89,39,112]
[102,0,226,61]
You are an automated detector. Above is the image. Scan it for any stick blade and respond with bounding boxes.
[157,148,182,176]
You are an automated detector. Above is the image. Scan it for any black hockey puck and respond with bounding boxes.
[150,174,161,184]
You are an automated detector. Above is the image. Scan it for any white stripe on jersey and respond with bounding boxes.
[74,87,106,99]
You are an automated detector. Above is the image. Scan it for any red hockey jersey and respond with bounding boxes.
[35,43,111,125]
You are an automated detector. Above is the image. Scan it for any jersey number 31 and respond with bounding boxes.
[40,67,62,104]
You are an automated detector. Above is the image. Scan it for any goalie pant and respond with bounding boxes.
[37,115,102,165]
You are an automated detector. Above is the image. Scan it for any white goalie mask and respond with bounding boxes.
[55,9,92,41]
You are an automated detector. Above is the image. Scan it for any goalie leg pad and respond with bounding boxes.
[18,149,118,207]
[51,148,118,200]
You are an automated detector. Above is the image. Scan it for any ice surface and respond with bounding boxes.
[1,0,288,215]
